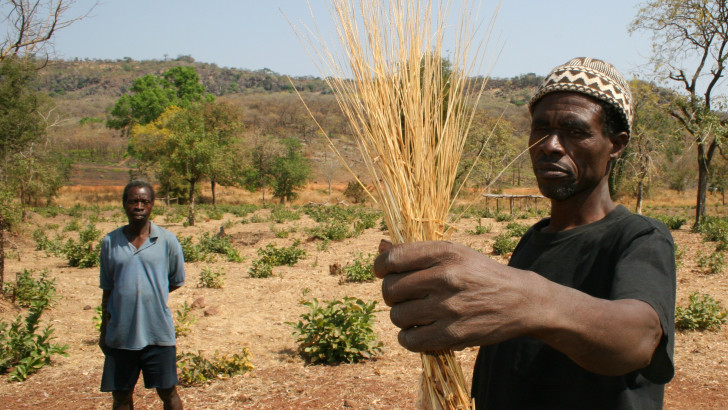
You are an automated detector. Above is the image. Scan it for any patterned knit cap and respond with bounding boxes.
[529,57,632,135]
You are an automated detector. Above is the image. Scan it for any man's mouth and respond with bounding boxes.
[533,163,571,179]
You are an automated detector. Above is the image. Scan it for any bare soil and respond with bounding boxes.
[0,198,726,409]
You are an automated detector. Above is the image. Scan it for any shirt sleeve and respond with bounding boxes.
[612,223,676,384]
[168,234,186,288]
[99,234,113,290]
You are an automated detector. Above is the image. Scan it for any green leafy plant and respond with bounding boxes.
[492,233,518,256]
[93,305,103,331]
[343,253,375,283]
[505,222,530,238]
[467,221,492,235]
[198,266,225,289]
[288,296,383,364]
[248,259,273,278]
[4,269,57,308]
[64,223,102,268]
[697,250,726,275]
[343,181,367,203]
[675,292,727,331]
[178,236,205,263]
[270,206,301,223]
[175,301,198,337]
[198,232,243,262]
[177,349,254,386]
[494,213,513,222]
[0,300,69,381]
[307,221,355,241]
[651,213,686,230]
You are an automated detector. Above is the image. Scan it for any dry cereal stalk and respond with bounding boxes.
[291,1,498,408]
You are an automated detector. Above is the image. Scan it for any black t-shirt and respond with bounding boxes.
[472,205,676,409]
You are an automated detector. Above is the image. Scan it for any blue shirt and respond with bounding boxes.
[100,222,185,350]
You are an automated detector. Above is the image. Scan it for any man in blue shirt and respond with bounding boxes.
[99,180,185,410]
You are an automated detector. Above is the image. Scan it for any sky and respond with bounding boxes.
[41,0,654,79]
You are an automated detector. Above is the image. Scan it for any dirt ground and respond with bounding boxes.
[0,196,726,409]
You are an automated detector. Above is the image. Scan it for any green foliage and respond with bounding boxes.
[494,213,514,222]
[505,222,530,238]
[270,206,301,223]
[651,213,686,230]
[288,296,383,364]
[343,253,375,283]
[4,269,57,308]
[93,305,103,331]
[270,137,311,203]
[467,220,492,235]
[492,233,518,256]
[0,300,69,381]
[64,223,101,268]
[307,221,355,241]
[32,229,65,256]
[198,266,225,289]
[675,292,727,331]
[178,236,204,263]
[175,301,197,337]
[343,181,367,203]
[62,219,81,232]
[697,251,726,275]
[695,216,728,250]
[248,259,273,278]
[198,232,242,262]
[204,206,224,221]
[177,349,254,386]
[216,204,259,217]
[256,241,306,266]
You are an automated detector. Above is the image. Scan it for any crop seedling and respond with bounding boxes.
[343,253,375,283]
[175,301,197,337]
[675,292,727,331]
[288,296,383,364]
[177,349,254,386]
[198,266,225,289]
[4,269,57,308]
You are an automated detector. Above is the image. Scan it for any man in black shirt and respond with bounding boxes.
[374,57,675,409]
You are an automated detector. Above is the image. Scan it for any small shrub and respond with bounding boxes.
[505,222,530,238]
[675,292,727,331]
[494,213,513,222]
[467,221,492,235]
[270,206,301,223]
[343,253,375,283]
[343,181,367,203]
[4,269,57,308]
[0,301,68,381]
[651,214,686,230]
[175,301,197,337]
[178,236,204,263]
[205,207,225,221]
[198,266,225,289]
[62,219,81,232]
[695,216,728,248]
[93,305,103,331]
[492,233,518,256]
[254,241,306,267]
[248,259,273,278]
[32,229,65,256]
[307,221,354,241]
[288,296,383,364]
[177,349,254,386]
[198,232,242,262]
[249,213,268,223]
[697,251,726,275]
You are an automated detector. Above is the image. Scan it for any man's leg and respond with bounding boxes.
[157,386,183,410]
[112,389,134,410]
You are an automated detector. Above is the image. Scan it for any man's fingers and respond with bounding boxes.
[374,241,457,279]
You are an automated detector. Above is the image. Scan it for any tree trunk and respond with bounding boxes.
[211,180,217,206]
[188,179,196,226]
[636,179,644,215]
[328,179,333,201]
[0,215,5,291]
[694,150,709,229]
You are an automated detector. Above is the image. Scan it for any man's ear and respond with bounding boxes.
[609,131,629,160]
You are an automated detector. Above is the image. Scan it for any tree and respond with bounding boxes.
[270,137,311,204]
[455,113,519,193]
[107,66,211,137]
[0,0,92,61]
[129,101,244,225]
[200,101,245,206]
[242,134,283,205]
[631,0,728,228]
[612,80,677,214]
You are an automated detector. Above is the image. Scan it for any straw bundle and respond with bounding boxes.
[295,0,495,408]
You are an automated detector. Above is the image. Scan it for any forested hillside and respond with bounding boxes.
[38,56,540,191]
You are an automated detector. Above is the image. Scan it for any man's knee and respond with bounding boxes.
[156,386,182,408]
[112,390,134,409]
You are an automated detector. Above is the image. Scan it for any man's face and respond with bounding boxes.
[124,186,154,223]
[529,92,617,201]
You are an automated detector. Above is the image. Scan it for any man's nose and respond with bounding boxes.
[536,131,565,155]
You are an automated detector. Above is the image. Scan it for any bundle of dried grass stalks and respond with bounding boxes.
[295,0,496,408]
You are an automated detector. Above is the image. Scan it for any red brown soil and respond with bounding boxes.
[0,197,726,409]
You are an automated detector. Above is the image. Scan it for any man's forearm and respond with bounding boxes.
[526,271,663,376]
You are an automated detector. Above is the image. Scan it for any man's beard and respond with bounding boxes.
[537,178,577,201]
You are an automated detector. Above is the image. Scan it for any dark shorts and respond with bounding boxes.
[101,345,178,392]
